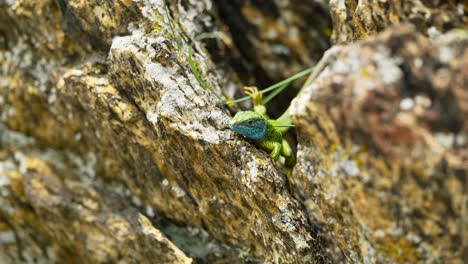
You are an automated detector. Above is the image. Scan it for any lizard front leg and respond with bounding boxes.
[257,140,282,160]
[281,138,295,168]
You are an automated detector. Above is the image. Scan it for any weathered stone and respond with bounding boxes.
[330,0,467,44]
[0,132,191,263]
[291,25,467,263]
[1,0,322,262]
[106,28,317,262]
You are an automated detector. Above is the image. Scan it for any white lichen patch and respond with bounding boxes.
[0,160,15,188]
[32,57,59,92]
[146,205,155,217]
[271,205,311,251]
[439,46,453,63]
[183,123,221,144]
[141,0,165,20]
[361,239,377,264]
[0,123,36,147]
[331,0,346,11]
[334,49,361,74]
[245,159,259,189]
[457,3,465,15]
[270,44,290,55]
[131,195,143,207]
[406,232,422,243]
[172,185,186,198]
[435,132,459,148]
[0,38,31,73]
[146,104,160,123]
[209,109,230,127]
[290,233,309,251]
[138,213,163,239]
[67,152,97,182]
[0,230,15,244]
[324,187,337,202]
[162,224,222,259]
[296,146,327,183]
[145,63,179,90]
[2,32,57,92]
[177,0,214,37]
[338,160,359,177]
[5,0,16,6]
[329,149,360,178]
[427,26,441,39]
[399,98,414,111]
[162,178,169,186]
[333,59,349,74]
[5,105,15,120]
[74,132,82,141]
[145,62,200,120]
[374,46,403,85]
[13,151,27,175]
[414,58,423,68]
[110,35,132,52]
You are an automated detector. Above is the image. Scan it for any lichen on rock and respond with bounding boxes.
[291,25,467,262]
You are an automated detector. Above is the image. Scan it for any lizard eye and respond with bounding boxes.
[247,120,254,125]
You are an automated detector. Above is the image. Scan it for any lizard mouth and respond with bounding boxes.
[229,123,239,132]
[229,123,244,132]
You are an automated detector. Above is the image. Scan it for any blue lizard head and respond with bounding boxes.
[229,111,267,141]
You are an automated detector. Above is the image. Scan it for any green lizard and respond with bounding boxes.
[227,47,337,195]
[229,86,295,167]
[228,49,334,168]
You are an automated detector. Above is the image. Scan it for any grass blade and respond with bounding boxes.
[223,66,315,105]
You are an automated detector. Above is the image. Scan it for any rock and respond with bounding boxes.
[0,133,191,263]
[106,25,317,262]
[0,0,320,262]
[291,25,467,263]
[330,0,467,44]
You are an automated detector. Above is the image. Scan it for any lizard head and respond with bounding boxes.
[229,111,267,141]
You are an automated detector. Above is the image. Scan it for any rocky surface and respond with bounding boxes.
[0,134,191,263]
[291,26,467,263]
[330,0,467,44]
[1,0,467,263]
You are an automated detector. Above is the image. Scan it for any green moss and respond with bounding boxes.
[360,68,369,78]
[151,10,164,33]
[376,242,415,262]
[255,157,266,164]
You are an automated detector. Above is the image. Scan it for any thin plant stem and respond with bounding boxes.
[224,66,315,105]
[188,33,224,101]
[261,83,288,105]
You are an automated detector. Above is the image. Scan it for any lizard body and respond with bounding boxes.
[229,87,294,167]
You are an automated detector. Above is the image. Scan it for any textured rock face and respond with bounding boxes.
[0,141,191,263]
[1,0,467,263]
[330,0,467,43]
[291,27,467,262]
[1,0,323,262]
